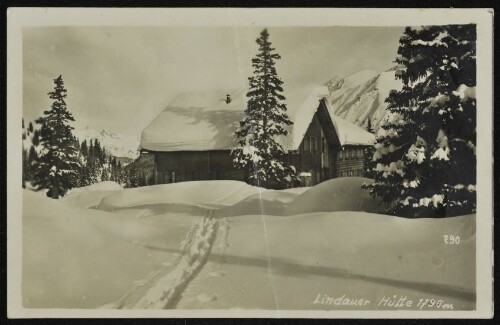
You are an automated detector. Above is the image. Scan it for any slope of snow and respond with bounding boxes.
[325,69,403,130]
[122,210,219,309]
[73,125,140,160]
[22,178,476,310]
[176,211,475,310]
[22,190,200,308]
[342,69,379,88]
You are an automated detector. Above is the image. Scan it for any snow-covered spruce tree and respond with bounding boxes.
[231,29,297,188]
[365,25,476,218]
[33,75,81,198]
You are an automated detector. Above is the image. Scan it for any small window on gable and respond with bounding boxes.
[322,137,326,153]
[304,137,309,152]
[311,137,316,153]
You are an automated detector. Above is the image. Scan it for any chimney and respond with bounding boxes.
[226,94,231,104]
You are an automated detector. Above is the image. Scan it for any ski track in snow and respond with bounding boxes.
[110,208,219,309]
[172,213,232,308]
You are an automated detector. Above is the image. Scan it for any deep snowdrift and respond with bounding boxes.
[285,177,384,215]
[221,178,380,217]
[221,190,299,217]
[63,181,123,208]
[98,180,266,211]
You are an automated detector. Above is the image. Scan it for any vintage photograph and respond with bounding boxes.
[7,8,493,318]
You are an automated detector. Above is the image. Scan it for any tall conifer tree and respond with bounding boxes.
[231,29,297,188]
[33,75,81,198]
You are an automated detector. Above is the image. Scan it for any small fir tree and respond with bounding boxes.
[231,29,297,188]
[101,168,109,182]
[32,129,40,146]
[27,146,38,180]
[80,139,88,157]
[32,75,81,198]
[363,118,376,179]
[79,165,91,187]
[364,25,476,217]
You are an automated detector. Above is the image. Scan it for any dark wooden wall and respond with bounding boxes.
[154,150,244,183]
[153,145,367,186]
[335,146,365,177]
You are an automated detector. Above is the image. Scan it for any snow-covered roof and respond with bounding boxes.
[140,85,374,152]
[330,114,376,146]
[140,89,246,152]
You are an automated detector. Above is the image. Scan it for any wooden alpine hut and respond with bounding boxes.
[140,85,374,187]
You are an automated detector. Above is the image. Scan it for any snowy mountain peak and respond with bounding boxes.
[324,68,403,131]
[342,69,379,88]
[73,126,140,160]
[99,129,120,139]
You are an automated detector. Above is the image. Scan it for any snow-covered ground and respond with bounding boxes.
[22,178,475,310]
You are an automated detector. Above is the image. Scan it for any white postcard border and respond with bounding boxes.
[7,7,494,319]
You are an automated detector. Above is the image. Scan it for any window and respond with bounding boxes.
[304,138,309,152]
[311,137,316,153]
[322,137,326,153]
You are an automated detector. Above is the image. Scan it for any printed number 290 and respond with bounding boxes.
[443,235,460,245]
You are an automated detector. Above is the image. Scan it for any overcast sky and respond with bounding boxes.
[23,26,404,137]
